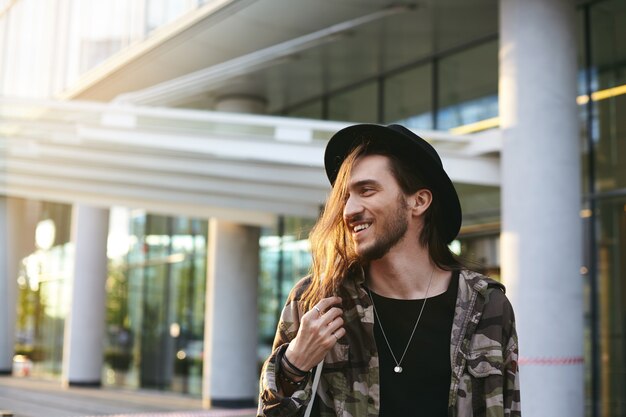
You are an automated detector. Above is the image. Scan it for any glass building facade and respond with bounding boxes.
[0,0,209,98]
[581,1,626,415]
[16,207,208,395]
[282,39,499,132]
[14,202,72,378]
[103,211,208,394]
[4,0,626,414]
[258,217,315,362]
[278,2,624,414]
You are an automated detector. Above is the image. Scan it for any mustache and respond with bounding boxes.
[345,213,371,225]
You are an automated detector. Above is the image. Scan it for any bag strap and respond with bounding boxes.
[303,361,323,417]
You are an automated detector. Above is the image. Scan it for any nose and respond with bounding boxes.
[343,194,363,221]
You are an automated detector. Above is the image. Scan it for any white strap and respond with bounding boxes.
[303,361,323,417]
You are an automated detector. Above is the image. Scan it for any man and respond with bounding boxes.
[258,124,521,416]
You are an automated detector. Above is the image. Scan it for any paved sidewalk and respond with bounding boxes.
[0,377,256,417]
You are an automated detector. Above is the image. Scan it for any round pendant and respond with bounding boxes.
[394,366,403,373]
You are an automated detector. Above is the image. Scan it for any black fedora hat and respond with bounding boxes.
[324,123,462,244]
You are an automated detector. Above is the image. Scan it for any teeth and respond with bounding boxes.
[353,223,370,232]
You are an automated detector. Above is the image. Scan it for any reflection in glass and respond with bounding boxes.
[258,217,315,362]
[328,83,378,123]
[384,64,433,130]
[591,0,626,193]
[105,210,207,395]
[586,2,626,415]
[286,100,323,120]
[437,40,498,130]
[596,198,626,416]
[15,202,73,379]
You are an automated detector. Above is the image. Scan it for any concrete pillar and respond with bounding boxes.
[203,219,259,408]
[0,199,15,374]
[202,94,264,407]
[0,198,36,374]
[62,204,110,387]
[214,95,267,114]
[500,1,583,416]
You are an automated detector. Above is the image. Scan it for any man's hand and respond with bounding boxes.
[285,296,345,372]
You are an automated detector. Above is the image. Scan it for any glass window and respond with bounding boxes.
[437,40,499,130]
[455,184,500,228]
[0,7,6,93]
[596,197,626,416]
[146,0,199,34]
[15,201,73,379]
[433,1,498,53]
[327,82,378,123]
[590,0,626,193]
[584,2,626,415]
[286,100,323,120]
[105,211,207,395]
[384,64,433,130]
[451,183,501,279]
[457,234,500,279]
[258,217,315,355]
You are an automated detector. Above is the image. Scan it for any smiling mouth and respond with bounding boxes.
[353,223,371,233]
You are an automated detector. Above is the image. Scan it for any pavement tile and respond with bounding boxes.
[0,376,256,417]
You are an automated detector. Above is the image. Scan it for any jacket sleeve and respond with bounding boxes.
[503,300,522,417]
[257,279,315,417]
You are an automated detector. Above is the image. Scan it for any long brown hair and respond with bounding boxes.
[301,140,462,311]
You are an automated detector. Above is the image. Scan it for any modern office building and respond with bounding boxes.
[0,0,624,416]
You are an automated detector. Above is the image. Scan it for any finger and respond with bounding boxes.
[326,316,344,333]
[303,301,335,322]
[325,306,343,318]
[320,307,343,325]
[315,296,342,314]
[332,327,347,341]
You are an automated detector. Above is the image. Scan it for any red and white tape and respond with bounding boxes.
[518,356,584,366]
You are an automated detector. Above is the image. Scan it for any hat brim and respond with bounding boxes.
[324,124,462,243]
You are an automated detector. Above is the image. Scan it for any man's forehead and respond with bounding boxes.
[351,154,392,174]
[348,154,396,185]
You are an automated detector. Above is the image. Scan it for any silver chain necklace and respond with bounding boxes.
[367,267,435,374]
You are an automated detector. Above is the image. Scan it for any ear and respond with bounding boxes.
[407,188,432,217]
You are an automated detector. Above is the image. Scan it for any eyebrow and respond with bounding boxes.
[349,179,381,189]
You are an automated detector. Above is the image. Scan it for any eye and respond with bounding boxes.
[360,187,375,196]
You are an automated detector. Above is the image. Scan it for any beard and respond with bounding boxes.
[357,194,409,262]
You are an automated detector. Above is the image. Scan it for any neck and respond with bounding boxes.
[366,246,451,300]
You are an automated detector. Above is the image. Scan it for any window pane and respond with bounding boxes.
[384,64,433,130]
[258,216,314,356]
[286,100,323,120]
[437,40,498,130]
[597,197,626,416]
[587,2,626,415]
[105,211,207,396]
[15,202,73,379]
[328,82,378,123]
[591,0,626,192]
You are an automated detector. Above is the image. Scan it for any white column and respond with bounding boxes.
[0,198,36,374]
[0,198,14,374]
[500,1,583,416]
[62,204,110,387]
[203,219,259,408]
[214,95,267,114]
[202,94,265,408]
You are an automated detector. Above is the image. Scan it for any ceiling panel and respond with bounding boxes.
[66,0,499,114]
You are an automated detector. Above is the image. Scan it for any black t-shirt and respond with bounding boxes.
[370,270,459,417]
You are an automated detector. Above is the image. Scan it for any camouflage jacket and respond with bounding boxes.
[258,269,521,417]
